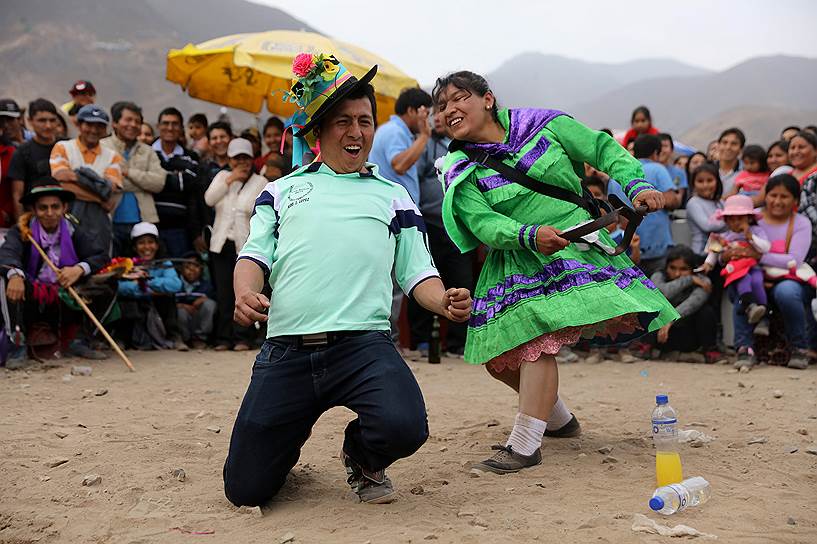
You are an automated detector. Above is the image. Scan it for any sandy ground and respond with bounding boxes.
[1,349,816,544]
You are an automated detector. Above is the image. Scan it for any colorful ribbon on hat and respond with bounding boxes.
[283,53,351,167]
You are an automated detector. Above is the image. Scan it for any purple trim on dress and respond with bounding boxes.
[472,258,651,311]
[518,225,528,248]
[476,258,589,309]
[444,158,471,188]
[528,225,538,251]
[516,134,552,174]
[469,264,653,328]
[629,184,656,200]
[624,178,645,194]
[476,174,512,192]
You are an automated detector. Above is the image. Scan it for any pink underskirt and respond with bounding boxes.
[488,313,643,373]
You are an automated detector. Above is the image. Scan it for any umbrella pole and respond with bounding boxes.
[23,233,135,372]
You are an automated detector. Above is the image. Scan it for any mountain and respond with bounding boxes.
[0,0,315,126]
[681,106,817,150]
[486,53,711,111]
[569,56,817,137]
[143,0,312,43]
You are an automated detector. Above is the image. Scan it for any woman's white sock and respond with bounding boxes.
[506,412,547,456]
[547,397,573,430]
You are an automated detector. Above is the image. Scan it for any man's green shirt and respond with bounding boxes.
[239,162,439,337]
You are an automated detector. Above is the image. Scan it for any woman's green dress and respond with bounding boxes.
[441,108,678,365]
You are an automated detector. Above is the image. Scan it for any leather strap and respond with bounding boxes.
[784,214,796,253]
[460,147,593,213]
[457,147,647,256]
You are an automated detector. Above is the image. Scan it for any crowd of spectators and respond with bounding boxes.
[0,81,815,371]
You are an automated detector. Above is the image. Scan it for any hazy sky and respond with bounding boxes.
[256,0,817,85]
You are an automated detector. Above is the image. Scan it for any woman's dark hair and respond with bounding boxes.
[630,105,652,124]
[263,116,285,134]
[27,98,58,118]
[432,71,499,122]
[792,130,817,150]
[684,151,707,180]
[781,125,800,138]
[55,113,69,139]
[767,139,789,156]
[741,144,768,171]
[665,245,698,271]
[207,121,233,139]
[765,173,801,201]
[690,163,723,200]
[804,125,817,136]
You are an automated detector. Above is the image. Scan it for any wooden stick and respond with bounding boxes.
[24,235,135,372]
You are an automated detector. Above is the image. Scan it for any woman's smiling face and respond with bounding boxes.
[765,184,796,219]
[435,84,495,142]
[788,135,817,170]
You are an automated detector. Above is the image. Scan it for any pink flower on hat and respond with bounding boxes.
[292,53,317,78]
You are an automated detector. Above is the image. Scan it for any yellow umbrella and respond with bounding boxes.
[166,30,419,124]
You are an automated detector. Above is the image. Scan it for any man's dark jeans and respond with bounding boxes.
[223,331,429,507]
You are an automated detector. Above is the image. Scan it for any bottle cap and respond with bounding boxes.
[656,394,669,405]
[649,496,665,511]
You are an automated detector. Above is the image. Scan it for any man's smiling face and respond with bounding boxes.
[315,96,375,174]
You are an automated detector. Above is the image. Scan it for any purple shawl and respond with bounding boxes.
[26,218,79,281]
[444,108,567,189]
[462,108,566,156]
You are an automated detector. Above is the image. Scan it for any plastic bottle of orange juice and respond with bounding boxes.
[651,394,683,487]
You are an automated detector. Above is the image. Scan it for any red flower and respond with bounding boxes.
[292,54,317,78]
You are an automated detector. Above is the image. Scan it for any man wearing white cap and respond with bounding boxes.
[204,138,267,351]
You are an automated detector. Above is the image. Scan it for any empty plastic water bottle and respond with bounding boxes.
[649,476,712,515]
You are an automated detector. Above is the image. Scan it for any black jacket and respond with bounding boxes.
[0,221,109,279]
[154,148,200,231]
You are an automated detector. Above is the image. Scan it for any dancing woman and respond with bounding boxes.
[434,71,678,473]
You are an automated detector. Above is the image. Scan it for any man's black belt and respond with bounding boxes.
[268,330,375,349]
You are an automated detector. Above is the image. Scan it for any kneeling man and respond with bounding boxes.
[223,55,472,505]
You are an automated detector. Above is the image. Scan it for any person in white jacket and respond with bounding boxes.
[204,138,267,351]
